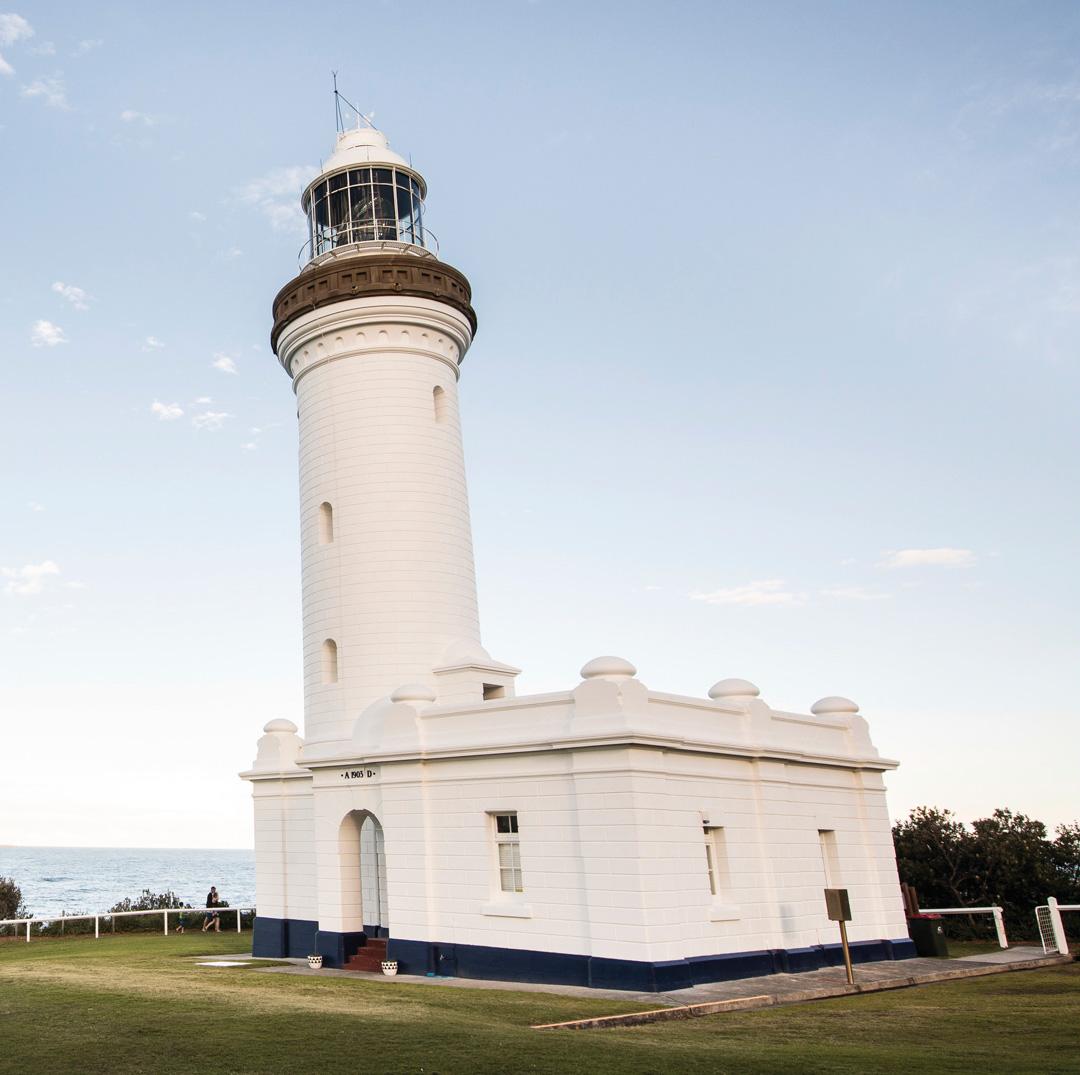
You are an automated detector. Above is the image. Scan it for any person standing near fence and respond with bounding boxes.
[202,886,221,932]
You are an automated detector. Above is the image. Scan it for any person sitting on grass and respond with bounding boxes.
[202,886,221,933]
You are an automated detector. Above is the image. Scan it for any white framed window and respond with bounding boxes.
[819,829,841,887]
[492,811,523,894]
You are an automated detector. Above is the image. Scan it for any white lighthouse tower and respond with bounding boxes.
[243,118,915,987]
[272,121,517,749]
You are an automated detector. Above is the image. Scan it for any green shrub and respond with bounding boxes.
[107,889,190,933]
[0,876,30,936]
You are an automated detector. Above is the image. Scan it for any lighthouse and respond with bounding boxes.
[243,119,916,987]
[270,121,517,748]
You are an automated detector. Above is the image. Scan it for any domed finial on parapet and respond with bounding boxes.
[251,718,303,772]
[390,683,437,704]
[263,718,298,734]
[708,678,761,702]
[580,656,638,681]
[811,696,859,716]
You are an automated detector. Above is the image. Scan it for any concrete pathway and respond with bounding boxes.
[953,945,1046,963]
[205,948,1072,1015]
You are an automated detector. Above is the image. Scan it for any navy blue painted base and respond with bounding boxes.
[256,919,917,987]
[383,936,919,992]
[252,916,318,959]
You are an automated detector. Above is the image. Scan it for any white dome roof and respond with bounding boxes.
[303,126,426,208]
[325,127,409,171]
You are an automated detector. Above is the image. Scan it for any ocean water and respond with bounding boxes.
[0,847,256,918]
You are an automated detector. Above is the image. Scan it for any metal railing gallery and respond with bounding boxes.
[0,905,256,942]
[299,218,440,266]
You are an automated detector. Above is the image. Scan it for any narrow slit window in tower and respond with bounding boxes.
[319,501,334,544]
[819,829,841,887]
[322,639,339,684]
[703,826,730,898]
[433,385,447,423]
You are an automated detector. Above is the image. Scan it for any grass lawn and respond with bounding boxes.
[1,933,1078,1074]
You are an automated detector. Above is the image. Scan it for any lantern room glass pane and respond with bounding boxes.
[330,187,349,245]
[313,185,331,256]
[395,180,413,244]
[348,179,374,242]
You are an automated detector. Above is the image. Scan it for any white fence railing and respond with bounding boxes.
[0,906,256,942]
[1035,897,1078,955]
[920,905,1008,949]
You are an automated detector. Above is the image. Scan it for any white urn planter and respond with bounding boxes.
[381,960,398,976]
[307,955,323,970]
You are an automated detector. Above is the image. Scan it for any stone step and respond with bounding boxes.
[344,937,389,973]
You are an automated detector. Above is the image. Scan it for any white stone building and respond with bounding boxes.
[241,121,915,989]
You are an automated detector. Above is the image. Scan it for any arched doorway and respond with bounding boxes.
[338,810,389,937]
[359,813,388,936]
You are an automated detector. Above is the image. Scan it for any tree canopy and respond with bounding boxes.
[893,807,1080,937]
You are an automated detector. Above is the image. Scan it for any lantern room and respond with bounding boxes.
[300,125,433,263]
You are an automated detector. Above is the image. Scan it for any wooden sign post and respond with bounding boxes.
[824,888,854,985]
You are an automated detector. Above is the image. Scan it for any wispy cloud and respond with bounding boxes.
[20,76,68,109]
[28,40,54,57]
[820,585,891,601]
[192,410,232,431]
[241,422,278,454]
[72,37,103,56]
[882,548,976,569]
[2,560,60,596]
[141,336,165,352]
[28,501,44,512]
[211,353,237,374]
[31,320,67,346]
[188,210,206,223]
[150,400,183,421]
[52,280,90,311]
[0,13,32,76]
[120,108,156,127]
[235,165,316,233]
[691,579,807,607]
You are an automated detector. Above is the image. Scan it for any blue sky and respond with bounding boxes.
[1,1,1077,848]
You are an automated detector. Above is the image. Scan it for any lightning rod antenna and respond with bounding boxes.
[332,71,344,134]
